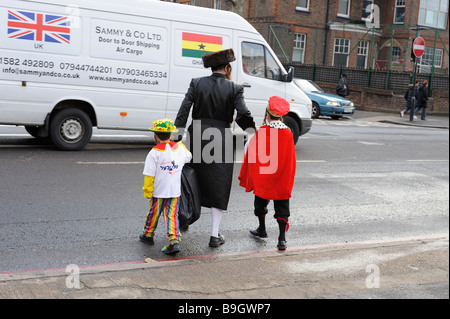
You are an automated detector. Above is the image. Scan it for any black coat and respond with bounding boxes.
[175,73,256,210]
[336,76,350,97]
[404,85,416,108]
[416,85,429,108]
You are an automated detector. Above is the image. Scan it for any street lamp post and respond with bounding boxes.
[410,26,429,122]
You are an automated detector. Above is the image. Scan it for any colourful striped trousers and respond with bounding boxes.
[143,197,181,242]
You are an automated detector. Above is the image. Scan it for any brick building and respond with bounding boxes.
[162,0,449,113]
[164,0,449,74]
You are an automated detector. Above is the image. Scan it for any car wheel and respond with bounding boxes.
[50,108,92,151]
[312,102,320,119]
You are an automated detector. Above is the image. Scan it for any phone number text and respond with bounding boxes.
[0,58,167,78]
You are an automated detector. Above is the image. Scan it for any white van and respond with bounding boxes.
[0,0,312,151]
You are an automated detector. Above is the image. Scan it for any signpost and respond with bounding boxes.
[410,36,426,121]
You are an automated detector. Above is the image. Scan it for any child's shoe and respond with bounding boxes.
[250,228,268,238]
[277,240,287,251]
[162,243,180,255]
[140,234,155,245]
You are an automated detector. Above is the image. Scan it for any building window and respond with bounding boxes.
[333,38,350,67]
[418,0,449,29]
[394,0,406,24]
[362,0,374,21]
[292,33,306,63]
[422,47,444,67]
[338,0,351,18]
[392,46,401,61]
[214,0,221,10]
[357,40,369,68]
[296,0,310,11]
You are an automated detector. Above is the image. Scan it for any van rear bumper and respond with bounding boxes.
[300,118,313,136]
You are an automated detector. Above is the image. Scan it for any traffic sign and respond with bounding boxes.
[413,37,425,58]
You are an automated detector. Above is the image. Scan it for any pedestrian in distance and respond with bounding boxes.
[336,73,350,98]
[400,80,419,118]
[238,96,297,251]
[414,80,429,121]
[175,48,257,248]
[140,118,192,255]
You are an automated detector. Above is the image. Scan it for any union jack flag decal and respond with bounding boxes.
[7,10,71,44]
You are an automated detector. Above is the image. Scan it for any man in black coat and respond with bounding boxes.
[414,80,429,121]
[175,48,256,247]
[336,73,350,98]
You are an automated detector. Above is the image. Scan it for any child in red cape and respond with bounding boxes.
[238,96,297,250]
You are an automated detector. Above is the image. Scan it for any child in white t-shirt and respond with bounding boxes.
[140,118,192,255]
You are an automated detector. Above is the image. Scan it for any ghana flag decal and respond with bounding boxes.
[182,32,223,59]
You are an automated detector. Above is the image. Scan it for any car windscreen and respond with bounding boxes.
[294,79,324,93]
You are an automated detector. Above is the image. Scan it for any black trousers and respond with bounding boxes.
[254,195,290,221]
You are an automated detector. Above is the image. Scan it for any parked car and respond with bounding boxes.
[293,78,355,119]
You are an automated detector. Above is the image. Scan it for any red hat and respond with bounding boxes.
[267,96,290,117]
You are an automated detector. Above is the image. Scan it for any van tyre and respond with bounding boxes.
[283,115,300,145]
[50,108,92,151]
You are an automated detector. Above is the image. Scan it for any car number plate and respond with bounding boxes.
[344,108,353,113]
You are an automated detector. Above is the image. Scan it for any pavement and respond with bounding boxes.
[0,111,448,301]
[352,109,449,129]
[0,235,448,300]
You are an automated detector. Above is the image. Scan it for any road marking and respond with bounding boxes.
[233,160,326,164]
[0,133,148,138]
[310,171,426,179]
[76,162,145,165]
[78,160,326,165]
[92,134,149,138]
[358,141,385,146]
[407,160,449,162]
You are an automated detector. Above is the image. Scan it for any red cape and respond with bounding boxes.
[238,125,296,200]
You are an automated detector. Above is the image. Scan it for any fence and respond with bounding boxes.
[290,63,450,95]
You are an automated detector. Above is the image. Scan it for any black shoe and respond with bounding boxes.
[209,234,225,247]
[140,234,154,245]
[250,228,268,238]
[277,240,287,251]
[162,243,180,255]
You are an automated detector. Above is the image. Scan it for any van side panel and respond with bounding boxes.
[165,22,233,121]
[0,1,170,129]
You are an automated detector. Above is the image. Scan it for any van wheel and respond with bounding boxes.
[50,108,92,151]
[284,115,300,145]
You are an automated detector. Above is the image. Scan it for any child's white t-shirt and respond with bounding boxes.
[143,142,192,198]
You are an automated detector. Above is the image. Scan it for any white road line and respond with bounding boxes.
[91,134,149,138]
[76,162,145,165]
[0,134,148,138]
[407,160,449,162]
[358,141,385,146]
[78,160,327,165]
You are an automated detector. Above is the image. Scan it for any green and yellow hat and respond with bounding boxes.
[149,118,179,133]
